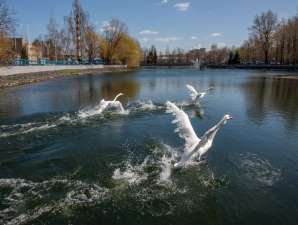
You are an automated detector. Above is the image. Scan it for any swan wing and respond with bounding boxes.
[97,100,110,113]
[108,101,125,112]
[186,84,199,101]
[166,101,200,151]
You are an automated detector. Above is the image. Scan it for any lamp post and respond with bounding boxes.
[75,0,82,63]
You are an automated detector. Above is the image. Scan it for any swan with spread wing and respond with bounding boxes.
[166,101,232,168]
[96,93,125,113]
[186,84,212,104]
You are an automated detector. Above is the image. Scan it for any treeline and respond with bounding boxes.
[0,0,142,67]
[240,10,298,65]
[2,0,298,67]
[142,44,233,66]
[143,9,298,66]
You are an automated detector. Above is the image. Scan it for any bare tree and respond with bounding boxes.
[0,0,15,36]
[0,0,16,64]
[102,19,128,64]
[85,25,100,62]
[59,17,74,60]
[274,19,287,64]
[69,0,89,61]
[46,17,61,60]
[250,10,277,64]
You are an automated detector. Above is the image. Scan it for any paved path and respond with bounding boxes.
[0,65,125,76]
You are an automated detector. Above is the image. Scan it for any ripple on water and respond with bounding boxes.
[0,147,227,225]
[236,153,282,187]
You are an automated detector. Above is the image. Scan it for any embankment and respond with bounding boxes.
[0,65,128,88]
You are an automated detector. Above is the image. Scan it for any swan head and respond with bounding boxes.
[200,92,206,99]
[224,114,233,121]
[118,93,124,97]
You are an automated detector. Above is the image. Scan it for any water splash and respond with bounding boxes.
[77,99,129,119]
[112,157,150,185]
[129,100,164,111]
[0,100,165,139]
[0,144,225,225]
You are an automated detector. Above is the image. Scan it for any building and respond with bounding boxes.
[9,37,25,59]
[9,37,43,63]
[28,43,42,63]
[187,48,206,62]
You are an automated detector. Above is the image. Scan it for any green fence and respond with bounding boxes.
[14,59,105,66]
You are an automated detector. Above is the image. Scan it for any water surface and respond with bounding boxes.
[0,69,298,225]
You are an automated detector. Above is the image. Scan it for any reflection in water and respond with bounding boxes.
[1,69,298,225]
[0,74,140,119]
[100,79,140,103]
[0,90,21,118]
[243,77,298,130]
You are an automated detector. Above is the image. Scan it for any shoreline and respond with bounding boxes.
[142,64,298,71]
[207,64,298,71]
[1,64,298,89]
[0,65,129,89]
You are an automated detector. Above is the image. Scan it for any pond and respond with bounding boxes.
[0,68,298,225]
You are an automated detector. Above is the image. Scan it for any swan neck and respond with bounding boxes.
[113,94,122,102]
[215,117,227,130]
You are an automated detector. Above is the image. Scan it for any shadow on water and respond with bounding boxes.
[243,76,298,130]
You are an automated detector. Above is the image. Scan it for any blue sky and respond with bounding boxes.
[8,0,297,51]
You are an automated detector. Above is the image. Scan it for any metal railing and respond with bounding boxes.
[14,59,105,66]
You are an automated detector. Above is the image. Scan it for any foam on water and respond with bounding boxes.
[0,123,57,138]
[237,153,282,186]
[112,157,150,185]
[77,101,129,119]
[0,176,186,224]
[77,108,105,119]
[76,99,168,120]
[158,144,178,183]
[0,99,170,139]
[112,143,181,185]
[0,143,223,224]
[0,178,110,225]
[129,100,164,111]
[159,154,174,182]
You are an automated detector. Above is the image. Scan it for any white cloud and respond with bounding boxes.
[156,0,168,6]
[139,30,159,35]
[174,2,190,11]
[155,37,181,42]
[190,36,198,40]
[211,32,222,37]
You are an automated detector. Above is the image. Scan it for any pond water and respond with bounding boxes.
[0,68,298,225]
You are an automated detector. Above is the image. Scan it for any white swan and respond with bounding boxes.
[97,93,125,113]
[166,101,232,168]
[186,84,212,104]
